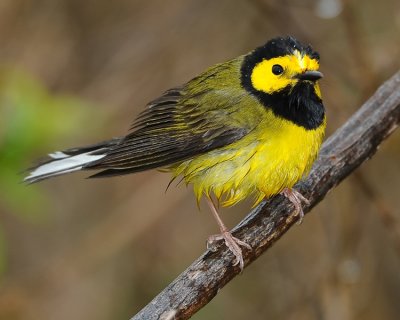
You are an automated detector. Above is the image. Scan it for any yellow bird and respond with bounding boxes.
[25,36,325,270]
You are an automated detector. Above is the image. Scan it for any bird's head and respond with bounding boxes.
[241,36,324,129]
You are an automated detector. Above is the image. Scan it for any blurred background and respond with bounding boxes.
[0,0,400,319]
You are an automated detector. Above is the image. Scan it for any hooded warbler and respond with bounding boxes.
[25,36,325,270]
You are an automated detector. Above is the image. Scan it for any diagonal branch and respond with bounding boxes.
[131,71,400,320]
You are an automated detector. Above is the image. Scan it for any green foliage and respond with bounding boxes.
[0,67,100,221]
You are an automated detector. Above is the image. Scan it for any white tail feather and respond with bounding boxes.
[25,152,105,183]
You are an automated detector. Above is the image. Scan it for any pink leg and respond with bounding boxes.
[281,188,310,224]
[205,197,251,271]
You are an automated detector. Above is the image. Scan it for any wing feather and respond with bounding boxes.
[85,59,252,177]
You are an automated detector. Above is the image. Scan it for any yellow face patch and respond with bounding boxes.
[250,51,320,94]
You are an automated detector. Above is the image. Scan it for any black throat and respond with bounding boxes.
[248,82,325,130]
[240,65,325,130]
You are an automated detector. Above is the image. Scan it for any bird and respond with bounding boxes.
[25,36,326,270]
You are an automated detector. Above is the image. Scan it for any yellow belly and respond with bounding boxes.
[171,111,325,206]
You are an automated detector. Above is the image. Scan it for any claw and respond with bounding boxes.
[205,196,251,271]
[281,188,310,224]
[207,231,251,270]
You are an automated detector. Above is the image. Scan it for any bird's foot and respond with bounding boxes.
[281,188,310,224]
[207,230,251,271]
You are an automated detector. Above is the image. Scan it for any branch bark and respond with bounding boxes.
[131,71,400,320]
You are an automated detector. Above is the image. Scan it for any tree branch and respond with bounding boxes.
[131,71,400,320]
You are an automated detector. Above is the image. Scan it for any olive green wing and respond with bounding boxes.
[86,62,251,177]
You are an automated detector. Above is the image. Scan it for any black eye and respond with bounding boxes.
[272,64,284,75]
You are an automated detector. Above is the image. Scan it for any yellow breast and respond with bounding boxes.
[171,109,326,207]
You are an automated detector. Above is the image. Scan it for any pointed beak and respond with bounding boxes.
[296,70,323,81]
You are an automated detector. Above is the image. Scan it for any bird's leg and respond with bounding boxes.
[281,187,310,224]
[205,197,251,270]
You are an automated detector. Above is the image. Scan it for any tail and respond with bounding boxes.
[24,138,121,183]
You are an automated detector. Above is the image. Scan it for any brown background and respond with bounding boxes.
[1,0,400,319]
